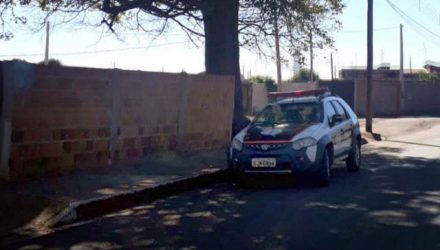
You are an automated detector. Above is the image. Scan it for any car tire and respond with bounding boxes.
[316,148,331,187]
[346,140,361,172]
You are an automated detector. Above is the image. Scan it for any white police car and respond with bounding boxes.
[228,88,361,186]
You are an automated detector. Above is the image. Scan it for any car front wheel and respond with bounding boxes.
[346,141,361,172]
[316,148,331,187]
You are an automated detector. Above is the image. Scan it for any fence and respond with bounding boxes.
[0,61,235,179]
[244,79,440,117]
[350,80,440,117]
[319,80,355,109]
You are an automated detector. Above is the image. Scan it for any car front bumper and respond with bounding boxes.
[230,143,325,175]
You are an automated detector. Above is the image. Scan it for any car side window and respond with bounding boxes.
[324,101,336,123]
[331,101,348,120]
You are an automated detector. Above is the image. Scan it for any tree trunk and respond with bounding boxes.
[201,0,244,135]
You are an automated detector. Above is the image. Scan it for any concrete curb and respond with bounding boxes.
[361,132,383,144]
[0,169,229,248]
[49,169,229,228]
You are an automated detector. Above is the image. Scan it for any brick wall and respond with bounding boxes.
[1,61,234,179]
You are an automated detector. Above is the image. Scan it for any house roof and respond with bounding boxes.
[425,60,440,67]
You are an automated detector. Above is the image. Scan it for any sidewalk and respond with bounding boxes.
[0,150,227,237]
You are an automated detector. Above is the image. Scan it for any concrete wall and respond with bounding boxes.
[319,80,355,109]
[251,84,268,113]
[354,80,400,117]
[281,82,318,92]
[247,79,439,118]
[0,61,234,179]
[404,80,440,116]
[353,80,440,117]
[241,81,253,114]
[249,82,317,114]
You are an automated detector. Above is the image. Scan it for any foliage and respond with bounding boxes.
[0,1,344,60]
[250,75,277,92]
[0,0,344,131]
[38,58,62,66]
[418,71,438,82]
[289,68,319,82]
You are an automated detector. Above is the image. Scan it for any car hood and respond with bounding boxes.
[243,123,319,142]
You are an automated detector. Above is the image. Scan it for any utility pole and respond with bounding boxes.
[399,24,405,115]
[44,22,50,65]
[274,18,282,91]
[366,0,373,133]
[330,53,334,80]
[309,32,314,83]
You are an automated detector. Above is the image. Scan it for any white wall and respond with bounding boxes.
[280,82,318,92]
[251,84,268,113]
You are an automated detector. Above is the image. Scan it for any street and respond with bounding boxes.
[9,119,440,250]
[1,0,440,249]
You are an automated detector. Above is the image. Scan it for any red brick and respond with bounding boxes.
[63,142,72,153]
[96,128,111,138]
[11,130,25,143]
[74,79,109,90]
[138,127,144,136]
[97,114,111,127]
[49,116,66,128]
[41,143,63,157]
[94,140,109,152]
[162,125,176,134]
[9,158,24,173]
[24,129,52,142]
[33,77,56,89]
[60,129,75,140]
[76,129,90,139]
[86,141,94,151]
[119,126,138,138]
[74,153,100,167]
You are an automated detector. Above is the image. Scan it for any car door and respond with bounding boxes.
[324,101,343,156]
[331,100,352,155]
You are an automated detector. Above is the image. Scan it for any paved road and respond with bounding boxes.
[8,118,440,250]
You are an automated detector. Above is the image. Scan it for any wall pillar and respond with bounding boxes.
[0,61,35,180]
[176,73,189,148]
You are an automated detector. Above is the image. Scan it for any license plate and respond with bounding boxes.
[252,158,276,168]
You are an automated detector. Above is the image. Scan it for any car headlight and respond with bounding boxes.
[231,139,243,151]
[292,137,317,150]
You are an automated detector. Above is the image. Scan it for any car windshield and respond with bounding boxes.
[253,102,323,127]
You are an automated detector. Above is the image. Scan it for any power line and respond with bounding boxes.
[82,30,189,37]
[339,26,399,33]
[411,0,440,24]
[385,0,440,42]
[0,41,188,58]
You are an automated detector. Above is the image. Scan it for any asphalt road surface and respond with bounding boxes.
[8,118,440,250]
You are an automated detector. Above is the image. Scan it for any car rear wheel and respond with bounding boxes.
[316,148,331,187]
[346,140,361,172]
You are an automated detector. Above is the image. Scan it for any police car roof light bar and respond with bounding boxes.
[268,88,331,100]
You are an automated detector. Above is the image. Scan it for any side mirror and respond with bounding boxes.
[330,114,344,126]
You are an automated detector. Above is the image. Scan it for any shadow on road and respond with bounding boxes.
[7,147,440,250]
